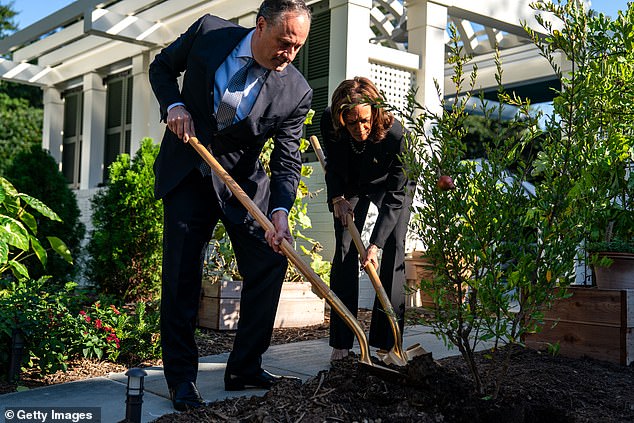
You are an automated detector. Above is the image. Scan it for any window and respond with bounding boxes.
[292,0,330,162]
[62,88,83,188]
[103,72,133,181]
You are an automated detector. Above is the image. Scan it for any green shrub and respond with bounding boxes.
[400,23,584,397]
[86,138,162,301]
[5,145,85,283]
[0,281,161,379]
[0,92,42,175]
[0,278,78,377]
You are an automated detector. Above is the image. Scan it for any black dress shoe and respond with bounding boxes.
[169,381,206,411]
[224,369,301,391]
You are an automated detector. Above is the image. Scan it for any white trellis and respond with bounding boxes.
[369,61,416,119]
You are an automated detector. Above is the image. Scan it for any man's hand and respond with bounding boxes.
[332,196,353,226]
[362,244,379,270]
[265,210,293,254]
[167,105,196,142]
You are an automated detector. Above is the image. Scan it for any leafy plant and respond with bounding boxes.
[68,300,161,363]
[5,145,85,283]
[86,138,163,301]
[119,300,161,362]
[547,341,561,357]
[0,278,79,377]
[400,15,594,397]
[525,1,634,264]
[71,302,128,361]
[0,283,161,378]
[204,111,331,284]
[0,176,72,282]
[0,1,17,39]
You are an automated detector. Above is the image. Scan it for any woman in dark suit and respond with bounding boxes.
[321,77,415,360]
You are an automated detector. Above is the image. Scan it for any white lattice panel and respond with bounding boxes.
[370,61,416,119]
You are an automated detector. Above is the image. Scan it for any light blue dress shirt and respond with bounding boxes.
[213,30,268,121]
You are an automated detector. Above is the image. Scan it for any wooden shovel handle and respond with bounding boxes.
[189,136,372,365]
[310,135,327,171]
[309,135,406,363]
[346,214,405,360]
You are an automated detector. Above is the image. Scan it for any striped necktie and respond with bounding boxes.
[216,57,255,130]
[200,57,254,176]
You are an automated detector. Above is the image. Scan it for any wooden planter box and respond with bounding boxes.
[197,278,325,330]
[525,286,634,366]
[593,252,634,290]
[404,253,436,309]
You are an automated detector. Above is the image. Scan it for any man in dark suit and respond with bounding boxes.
[148,0,312,411]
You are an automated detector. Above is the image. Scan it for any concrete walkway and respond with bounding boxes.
[0,325,471,423]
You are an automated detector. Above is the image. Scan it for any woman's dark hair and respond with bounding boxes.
[257,0,312,25]
[330,76,394,143]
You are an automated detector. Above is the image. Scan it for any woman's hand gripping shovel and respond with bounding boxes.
[309,135,427,367]
[189,136,402,379]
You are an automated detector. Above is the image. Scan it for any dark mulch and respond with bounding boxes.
[152,345,634,423]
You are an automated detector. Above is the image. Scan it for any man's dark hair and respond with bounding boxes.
[257,0,312,25]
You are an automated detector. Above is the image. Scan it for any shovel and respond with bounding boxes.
[189,136,402,378]
[309,135,426,366]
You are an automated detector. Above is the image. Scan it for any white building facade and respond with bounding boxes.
[0,0,561,263]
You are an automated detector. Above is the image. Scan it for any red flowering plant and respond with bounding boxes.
[73,302,129,361]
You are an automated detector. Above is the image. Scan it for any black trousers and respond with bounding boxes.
[329,195,412,351]
[160,170,287,387]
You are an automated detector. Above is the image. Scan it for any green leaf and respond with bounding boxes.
[18,194,62,222]
[304,109,315,125]
[47,236,73,264]
[0,177,18,197]
[8,260,29,280]
[20,211,37,235]
[0,216,30,250]
[30,235,47,267]
[0,236,8,259]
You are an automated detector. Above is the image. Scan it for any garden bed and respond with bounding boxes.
[153,345,634,423]
[3,309,634,422]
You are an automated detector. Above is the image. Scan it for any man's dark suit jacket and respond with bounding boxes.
[149,14,313,223]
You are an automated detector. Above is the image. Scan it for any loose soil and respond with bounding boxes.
[153,346,634,423]
[3,309,634,422]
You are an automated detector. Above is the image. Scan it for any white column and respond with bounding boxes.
[405,0,447,116]
[130,52,155,153]
[147,48,167,146]
[81,72,107,189]
[42,87,64,165]
[328,0,372,98]
[404,1,448,253]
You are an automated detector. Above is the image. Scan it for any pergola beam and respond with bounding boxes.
[0,58,57,86]
[84,8,173,47]
[0,0,115,55]
[429,0,559,37]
